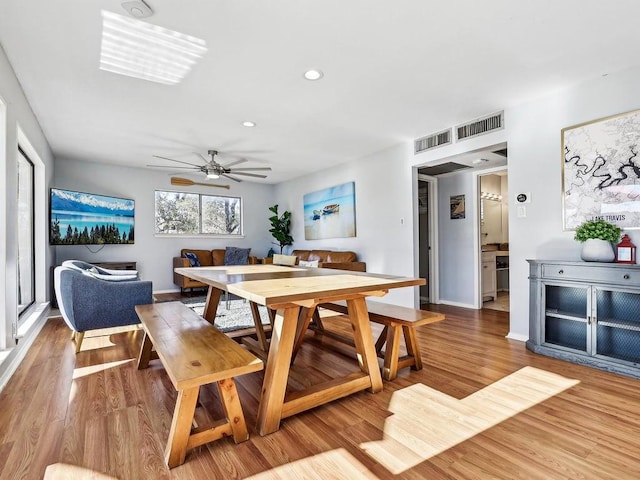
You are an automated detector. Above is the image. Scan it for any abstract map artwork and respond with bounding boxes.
[563,109,640,230]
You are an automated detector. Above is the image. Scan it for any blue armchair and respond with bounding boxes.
[54,264,153,353]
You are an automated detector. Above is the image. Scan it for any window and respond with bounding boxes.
[17,147,35,315]
[155,190,242,235]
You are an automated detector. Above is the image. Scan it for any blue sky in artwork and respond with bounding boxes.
[303,182,354,205]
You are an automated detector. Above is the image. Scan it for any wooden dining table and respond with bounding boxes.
[174,264,424,435]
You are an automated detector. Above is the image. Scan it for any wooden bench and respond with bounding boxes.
[314,301,445,381]
[135,301,264,468]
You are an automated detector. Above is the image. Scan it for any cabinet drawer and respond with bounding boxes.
[541,263,640,286]
[482,251,496,262]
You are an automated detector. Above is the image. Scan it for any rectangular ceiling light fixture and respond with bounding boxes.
[100,11,207,85]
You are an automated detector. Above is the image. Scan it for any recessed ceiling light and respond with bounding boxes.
[472,158,490,164]
[99,11,207,85]
[242,121,256,127]
[304,69,324,81]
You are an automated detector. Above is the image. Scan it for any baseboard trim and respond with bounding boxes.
[437,300,477,309]
[506,332,528,342]
[153,288,181,294]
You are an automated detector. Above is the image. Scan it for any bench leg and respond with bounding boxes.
[137,332,153,369]
[375,325,388,353]
[403,325,423,371]
[216,378,249,443]
[381,325,402,381]
[165,386,199,468]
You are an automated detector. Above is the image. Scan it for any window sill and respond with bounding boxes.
[154,234,245,239]
[17,302,50,339]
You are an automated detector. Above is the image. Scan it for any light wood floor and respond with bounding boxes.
[2,300,640,479]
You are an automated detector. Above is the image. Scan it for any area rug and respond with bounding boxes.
[181,297,269,333]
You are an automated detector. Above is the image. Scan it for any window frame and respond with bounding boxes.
[154,189,244,237]
[17,146,35,317]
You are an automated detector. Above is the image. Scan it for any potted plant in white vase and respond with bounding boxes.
[574,219,621,262]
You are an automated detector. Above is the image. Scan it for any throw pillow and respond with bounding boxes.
[83,271,138,282]
[273,254,297,266]
[224,247,251,265]
[183,252,201,267]
[299,259,319,267]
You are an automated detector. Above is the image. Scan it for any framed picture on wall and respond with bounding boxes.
[450,194,465,219]
[303,182,356,240]
[562,108,640,230]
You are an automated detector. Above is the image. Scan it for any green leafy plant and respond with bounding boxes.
[268,204,293,253]
[574,219,621,243]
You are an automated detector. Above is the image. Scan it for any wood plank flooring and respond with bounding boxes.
[1,301,640,479]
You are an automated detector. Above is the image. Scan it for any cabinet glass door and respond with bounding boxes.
[543,284,589,352]
[595,288,640,364]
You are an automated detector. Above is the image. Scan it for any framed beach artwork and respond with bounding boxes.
[563,108,640,230]
[303,182,356,240]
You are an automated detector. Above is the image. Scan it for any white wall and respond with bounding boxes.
[437,172,476,307]
[507,66,640,340]
[0,43,54,386]
[53,158,276,291]
[274,142,418,307]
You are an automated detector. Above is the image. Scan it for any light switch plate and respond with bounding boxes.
[517,206,527,218]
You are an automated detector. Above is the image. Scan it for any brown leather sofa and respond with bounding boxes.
[173,248,258,292]
[264,249,366,272]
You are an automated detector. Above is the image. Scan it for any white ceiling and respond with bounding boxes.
[1,0,640,183]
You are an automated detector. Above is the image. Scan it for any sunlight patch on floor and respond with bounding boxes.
[72,359,134,380]
[245,448,380,480]
[360,366,579,474]
[44,462,118,479]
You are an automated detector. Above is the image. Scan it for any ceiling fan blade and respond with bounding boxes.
[221,158,247,168]
[147,164,197,169]
[194,152,210,164]
[152,155,202,167]
[228,171,268,178]
[221,173,242,182]
[229,167,272,171]
[170,177,230,189]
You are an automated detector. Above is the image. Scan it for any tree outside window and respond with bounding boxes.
[155,190,242,235]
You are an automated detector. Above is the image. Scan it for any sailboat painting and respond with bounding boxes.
[303,182,356,240]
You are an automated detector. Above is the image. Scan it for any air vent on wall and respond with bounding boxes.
[414,128,452,154]
[418,162,472,176]
[456,111,504,141]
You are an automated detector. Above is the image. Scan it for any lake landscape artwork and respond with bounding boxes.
[50,188,135,245]
[303,182,356,240]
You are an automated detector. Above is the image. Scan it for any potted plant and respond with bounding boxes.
[574,219,621,262]
[268,205,293,254]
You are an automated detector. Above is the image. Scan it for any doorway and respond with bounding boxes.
[418,179,430,305]
[479,170,509,311]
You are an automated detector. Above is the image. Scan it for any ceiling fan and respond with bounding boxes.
[147,149,271,182]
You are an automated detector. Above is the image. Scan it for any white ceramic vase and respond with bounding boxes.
[580,239,615,262]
